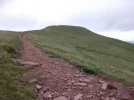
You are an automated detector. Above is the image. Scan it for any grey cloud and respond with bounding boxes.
[0,0,134,32]
[0,14,38,31]
[0,0,12,8]
[67,0,134,31]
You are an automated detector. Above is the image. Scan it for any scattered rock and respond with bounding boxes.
[79,87,83,90]
[11,58,17,63]
[34,88,38,94]
[121,96,129,100]
[110,93,114,96]
[67,82,72,86]
[89,85,94,88]
[100,91,104,95]
[100,97,105,100]
[14,76,20,80]
[101,83,107,90]
[36,85,42,90]
[63,92,67,96]
[78,78,91,83]
[43,92,52,99]
[13,59,40,67]
[0,56,2,59]
[42,87,49,92]
[101,82,117,90]
[71,80,75,83]
[121,97,129,100]
[67,89,71,91]
[119,88,130,100]
[74,94,83,100]
[111,97,116,100]
[74,82,87,86]
[99,79,105,83]
[105,97,110,100]
[42,66,45,67]
[87,95,93,98]
[28,78,38,84]
[21,61,40,66]
[107,84,117,90]
[75,75,80,77]
[97,93,101,97]
[54,96,67,100]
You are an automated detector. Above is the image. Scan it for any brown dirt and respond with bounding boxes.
[17,33,134,100]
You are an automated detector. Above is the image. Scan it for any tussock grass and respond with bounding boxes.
[0,31,35,100]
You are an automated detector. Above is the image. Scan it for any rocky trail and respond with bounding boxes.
[13,33,134,100]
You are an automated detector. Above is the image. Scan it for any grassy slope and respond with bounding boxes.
[28,25,134,85]
[0,31,34,100]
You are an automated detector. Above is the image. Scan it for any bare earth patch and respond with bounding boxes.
[14,33,134,100]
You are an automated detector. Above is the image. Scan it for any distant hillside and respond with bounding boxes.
[28,25,134,85]
[129,41,134,43]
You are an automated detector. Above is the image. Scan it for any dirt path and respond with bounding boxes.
[17,33,134,100]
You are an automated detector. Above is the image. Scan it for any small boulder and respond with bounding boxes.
[15,59,40,67]
[54,96,67,100]
[87,95,93,98]
[42,87,49,92]
[74,94,83,100]
[35,85,42,90]
[101,83,107,90]
[74,82,87,86]
[43,92,52,99]
[78,78,91,83]
[28,78,38,84]
[100,91,104,95]
[106,97,110,100]
[67,89,71,91]
[99,79,105,83]
[119,87,130,100]
[20,61,40,67]
[63,92,67,96]
[11,58,17,63]
[121,97,129,100]
[111,97,116,100]
[0,56,2,59]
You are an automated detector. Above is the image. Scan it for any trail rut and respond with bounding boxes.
[16,33,134,100]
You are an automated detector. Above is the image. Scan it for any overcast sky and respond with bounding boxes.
[0,0,134,41]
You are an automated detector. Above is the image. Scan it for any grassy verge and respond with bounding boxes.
[0,31,35,100]
[28,25,134,86]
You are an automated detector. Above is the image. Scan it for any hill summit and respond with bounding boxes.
[28,25,134,85]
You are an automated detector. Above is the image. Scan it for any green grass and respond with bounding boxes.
[0,31,35,100]
[28,25,134,85]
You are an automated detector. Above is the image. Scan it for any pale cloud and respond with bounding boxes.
[1,0,128,22]
[0,0,134,41]
[98,31,134,41]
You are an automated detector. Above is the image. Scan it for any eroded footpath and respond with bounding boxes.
[13,33,134,100]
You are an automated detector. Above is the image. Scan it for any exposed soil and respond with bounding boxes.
[16,33,134,100]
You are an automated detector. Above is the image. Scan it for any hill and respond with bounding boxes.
[28,25,134,85]
[0,31,34,100]
[129,41,134,43]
